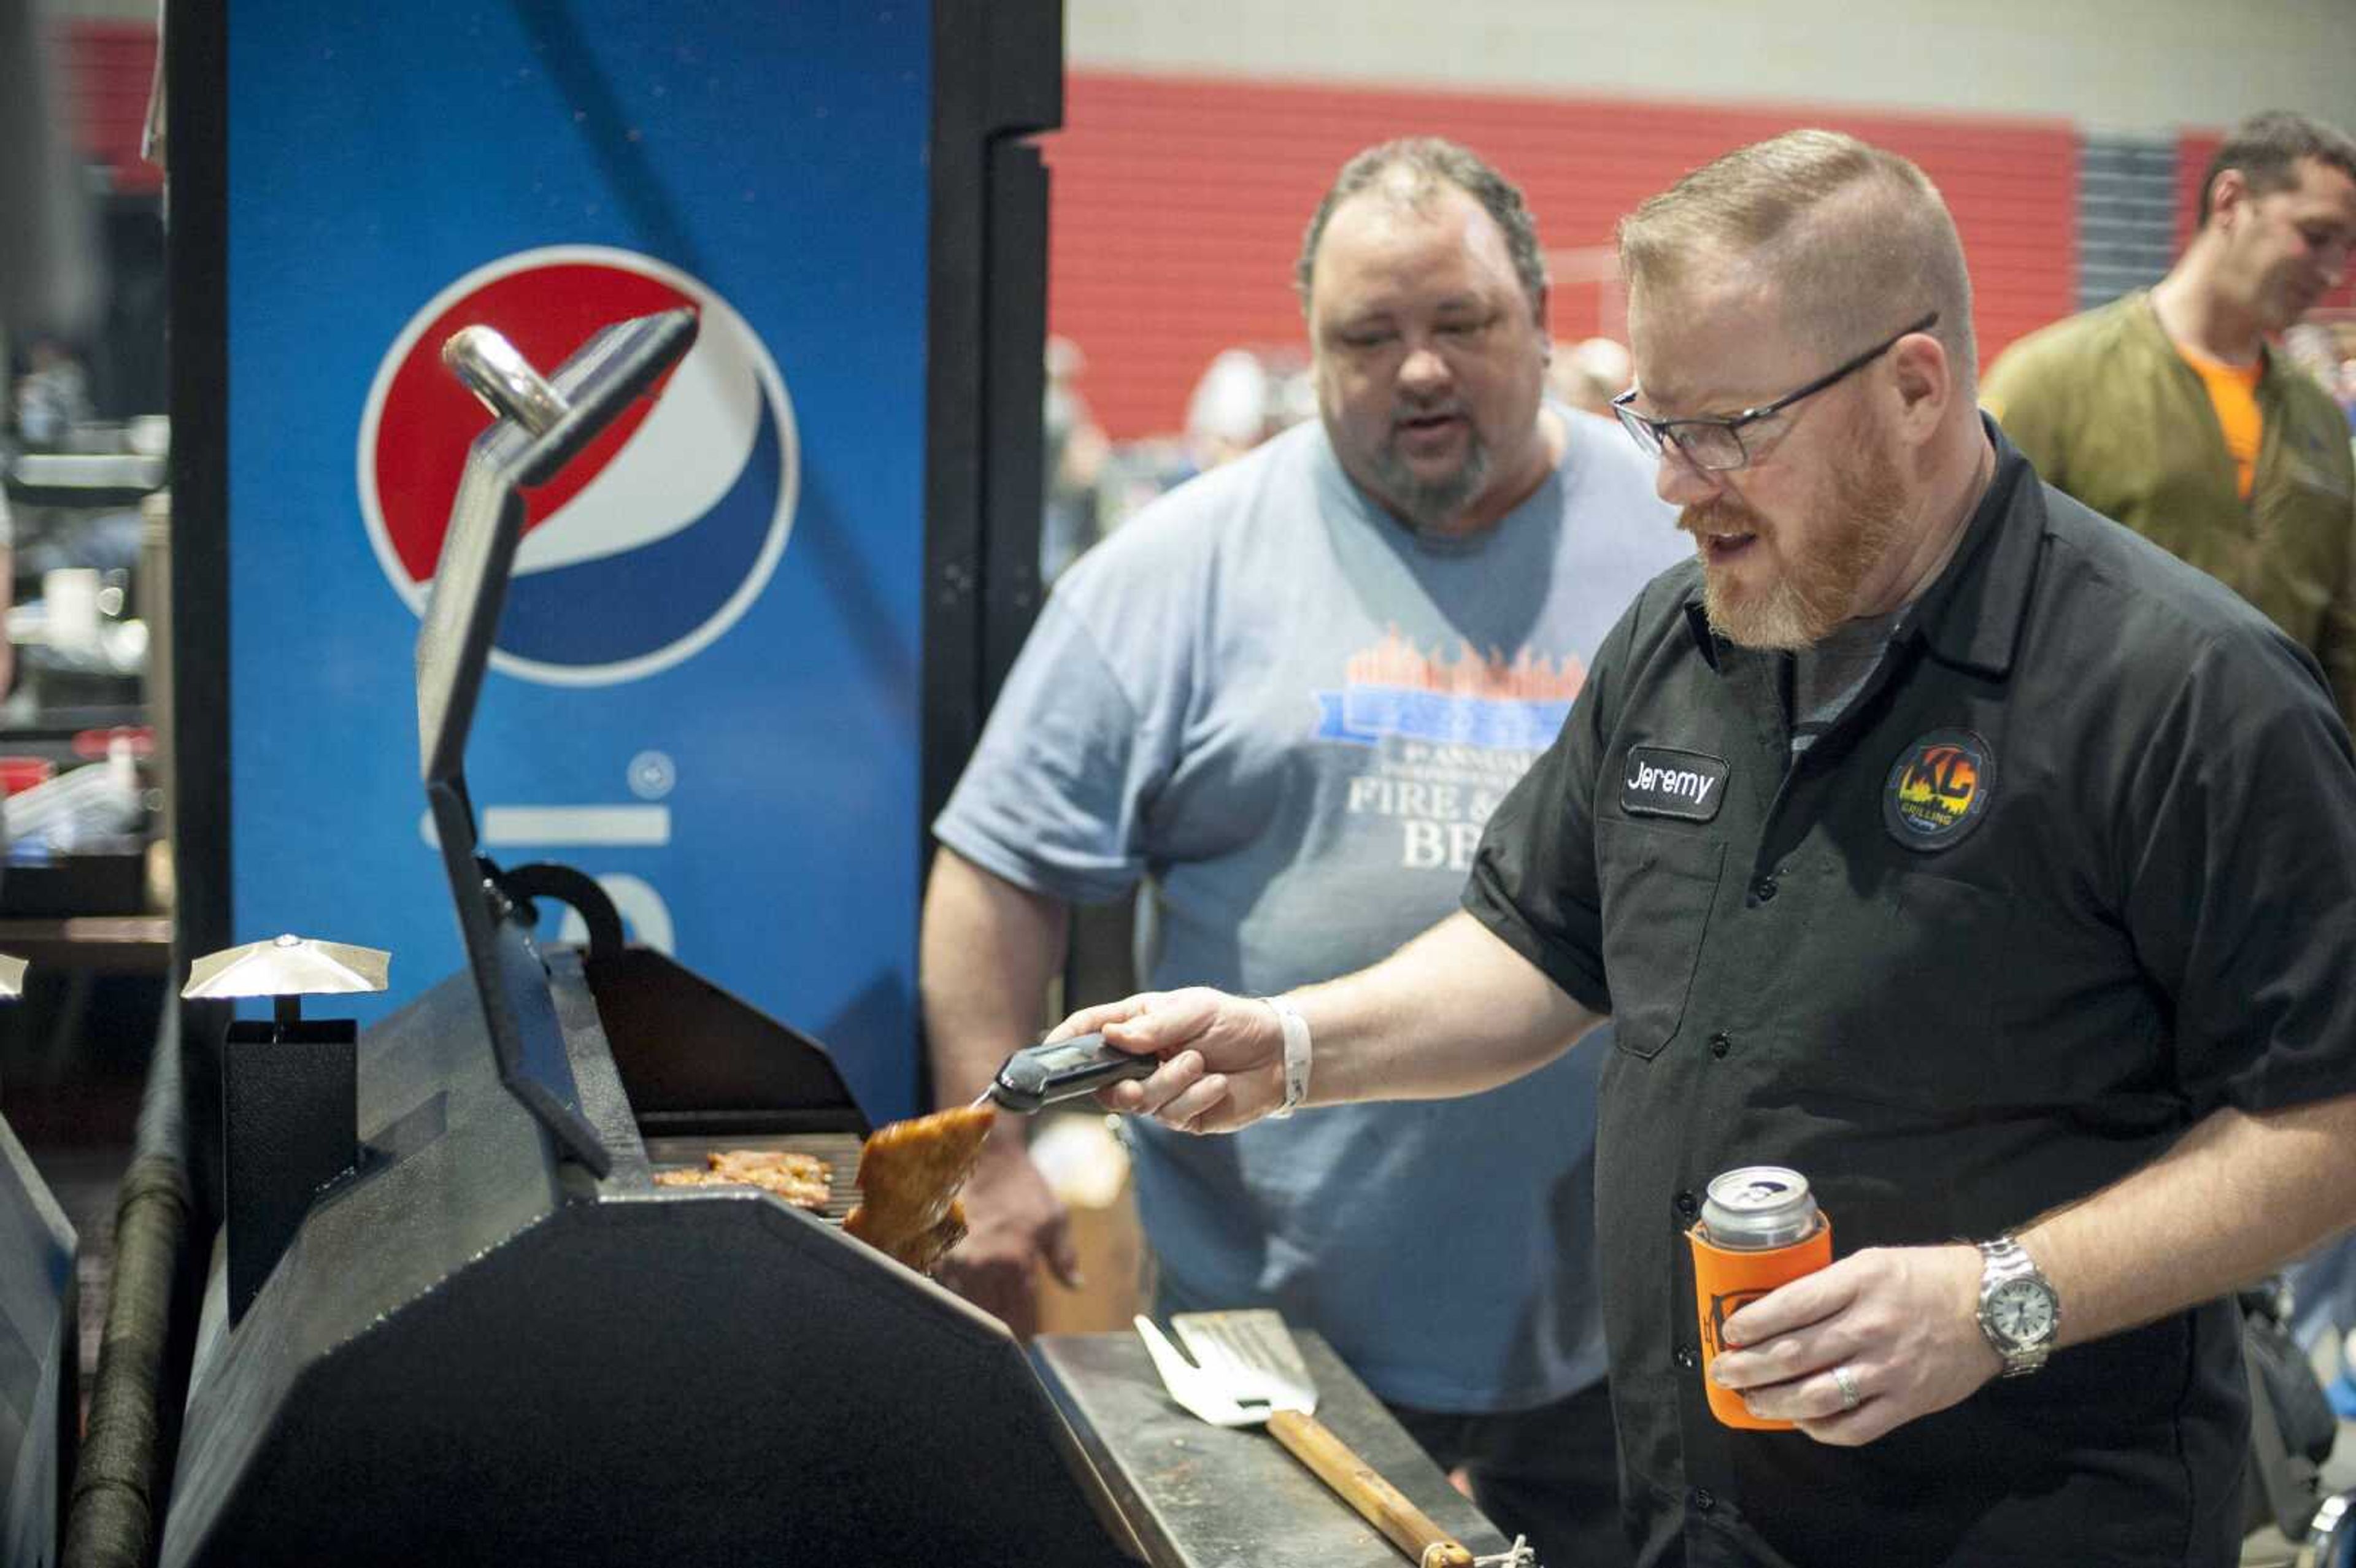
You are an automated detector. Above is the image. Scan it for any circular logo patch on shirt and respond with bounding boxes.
[1883,729,1994,851]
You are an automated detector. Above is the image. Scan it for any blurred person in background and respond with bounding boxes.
[1091,346,1319,540]
[920,136,1688,1566]
[1041,334,1111,583]
[1182,346,1277,471]
[1550,334,1633,420]
[13,337,93,448]
[1982,110,2356,732]
[2284,320,2356,437]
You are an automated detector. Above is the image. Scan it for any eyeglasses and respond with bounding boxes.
[1611,312,1939,472]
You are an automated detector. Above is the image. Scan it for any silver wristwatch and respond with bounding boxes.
[1975,1236,2060,1377]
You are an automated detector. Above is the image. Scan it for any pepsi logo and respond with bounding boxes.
[357,245,798,685]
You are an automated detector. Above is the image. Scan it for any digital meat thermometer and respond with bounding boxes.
[983,1033,1159,1113]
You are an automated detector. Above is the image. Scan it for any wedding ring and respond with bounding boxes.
[1832,1364,1861,1412]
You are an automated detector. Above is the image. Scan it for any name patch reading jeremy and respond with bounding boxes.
[1884,728,1994,851]
[1621,747,1729,822]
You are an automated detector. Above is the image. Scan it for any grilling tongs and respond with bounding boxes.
[1138,1310,1524,1568]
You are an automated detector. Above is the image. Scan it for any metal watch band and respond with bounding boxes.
[1262,996,1312,1120]
[1976,1234,2057,1377]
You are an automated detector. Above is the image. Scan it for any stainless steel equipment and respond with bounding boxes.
[1036,1330,1519,1568]
[1136,1310,1475,1567]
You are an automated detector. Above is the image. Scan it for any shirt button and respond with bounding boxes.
[1674,1189,1700,1222]
[1749,875,1778,904]
[1693,1488,1716,1512]
[1707,1031,1731,1059]
[1674,1345,1700,1370]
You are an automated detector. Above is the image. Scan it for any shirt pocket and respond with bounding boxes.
[1596,818,1727,1061]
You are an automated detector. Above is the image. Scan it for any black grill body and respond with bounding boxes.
[161,948,1135,1567]
[163,307,1136,1565]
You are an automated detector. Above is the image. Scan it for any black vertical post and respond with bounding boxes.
[922,0,1064,837]
[919,1,1063,1107]
[167,0,233,1237]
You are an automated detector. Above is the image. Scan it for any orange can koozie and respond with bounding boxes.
[1686,1166,1833,1431]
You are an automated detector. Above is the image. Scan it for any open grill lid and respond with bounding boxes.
[412,308,699,1177]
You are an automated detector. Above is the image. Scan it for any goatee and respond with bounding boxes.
[1371,423,1492,534]
[1687,429,1909,650]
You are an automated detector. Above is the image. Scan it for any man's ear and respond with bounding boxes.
[2206,167,2252,231]
[1887,329,1950,440]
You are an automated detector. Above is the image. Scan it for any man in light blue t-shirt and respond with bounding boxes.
[923,137,1685,1566]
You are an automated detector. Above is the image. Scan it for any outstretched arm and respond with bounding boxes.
[1050,910,1605,1134]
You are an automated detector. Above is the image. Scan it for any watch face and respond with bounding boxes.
[1989,1278,2057,1345]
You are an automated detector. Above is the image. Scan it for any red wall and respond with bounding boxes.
[1047,72,2080,440]
[58,21,163,195]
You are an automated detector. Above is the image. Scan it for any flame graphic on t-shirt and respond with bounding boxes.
[1315,628,1588,750]
[1346,628,1589,702]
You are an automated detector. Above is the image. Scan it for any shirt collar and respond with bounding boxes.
[1908,416,2040,678]
[2131,288,2285,392]
[1679,415,2042,680]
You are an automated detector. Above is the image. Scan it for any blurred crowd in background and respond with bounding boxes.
[1044,317,2356,585]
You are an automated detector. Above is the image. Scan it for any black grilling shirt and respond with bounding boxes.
[1463,423,2356,1567]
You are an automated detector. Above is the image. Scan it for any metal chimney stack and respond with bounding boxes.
[183,934,390,1318]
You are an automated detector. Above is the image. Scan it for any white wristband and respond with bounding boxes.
[1263,996,1312,1120]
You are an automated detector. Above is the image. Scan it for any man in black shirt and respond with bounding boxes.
[1056,129,2356,1567]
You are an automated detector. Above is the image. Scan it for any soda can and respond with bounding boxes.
[1686,1165,1833,1431]
[1700,1166,1823,1250]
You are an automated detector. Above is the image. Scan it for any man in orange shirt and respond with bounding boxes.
[1982,110,2356,729]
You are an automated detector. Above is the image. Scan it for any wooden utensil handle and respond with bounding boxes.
[1266,1408,1475,1568]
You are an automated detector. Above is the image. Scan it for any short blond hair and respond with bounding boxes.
[1617,129,1976,390]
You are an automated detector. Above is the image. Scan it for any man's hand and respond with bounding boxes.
[1707,1243,2001,1445]
[1045,988,1285,1134]
[934,1139,1080,1339]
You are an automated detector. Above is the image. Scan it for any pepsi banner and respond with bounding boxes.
[217,4,955,1118]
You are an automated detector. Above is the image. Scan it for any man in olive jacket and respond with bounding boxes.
[1982,110,2356,729]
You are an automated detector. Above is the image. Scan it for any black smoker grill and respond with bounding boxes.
[156,310,1140,1566]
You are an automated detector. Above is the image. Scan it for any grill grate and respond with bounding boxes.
[641,1131,866,1223]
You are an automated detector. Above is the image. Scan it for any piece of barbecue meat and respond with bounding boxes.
[842,1105,995,1273]
[653,1148,831,1210]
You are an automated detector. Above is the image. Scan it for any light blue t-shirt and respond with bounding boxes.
[936,409,1687,1411]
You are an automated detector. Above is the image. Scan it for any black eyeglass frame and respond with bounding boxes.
[1611,311,1941,472]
